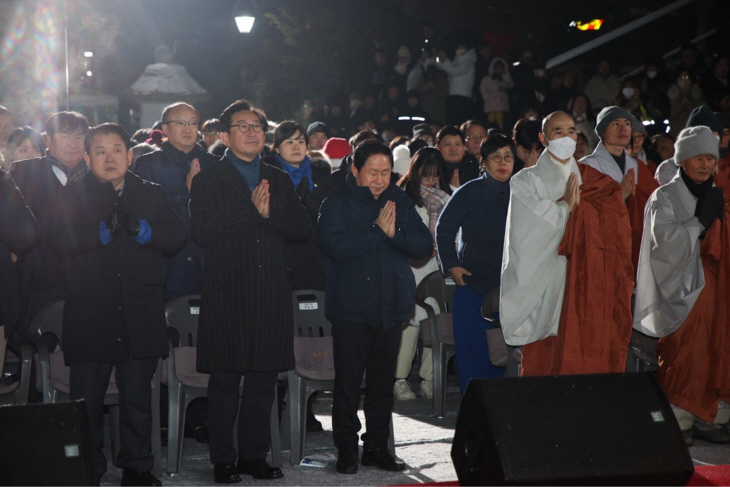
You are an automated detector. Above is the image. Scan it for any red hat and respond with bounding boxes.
[322,137,351,160]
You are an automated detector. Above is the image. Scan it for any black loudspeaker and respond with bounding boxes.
[0,400,96,486]
[451,373,694,486]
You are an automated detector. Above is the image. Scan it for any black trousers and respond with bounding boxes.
[332,322,401,452]
[206,370,277,464]
[70,358,157,479]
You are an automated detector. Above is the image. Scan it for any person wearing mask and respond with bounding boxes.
[436,134,515,391]
[634,126,730,445]
[501,112,633,376]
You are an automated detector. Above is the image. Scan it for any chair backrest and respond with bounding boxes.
[28,301,65,348]
[292,290,332,338]
[481,286,501,326]
[416,271,455,316]
[165,295,201,347]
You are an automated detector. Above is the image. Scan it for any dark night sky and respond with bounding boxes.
[0,0,723,127]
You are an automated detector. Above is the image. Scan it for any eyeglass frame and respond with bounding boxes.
[229,121,265,133]
[487,153,515,163]
[163,119,200,129]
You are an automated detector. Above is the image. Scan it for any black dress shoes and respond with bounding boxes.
[238,458,284,480]
[336,448,359,474]
[121,468,162,486]
[213,463,241,484]
[692,423,730,443]
[361,446,406,472]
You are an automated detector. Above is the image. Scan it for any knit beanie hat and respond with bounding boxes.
[392,144,412,175]
[629,114,647,135]
[413,123,433,139]
[674,126,719,163]
[595,106,632,139]
[307,121,328,137]
[686,105,723,133]
[322,137,351,160]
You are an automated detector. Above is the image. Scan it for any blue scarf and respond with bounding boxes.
[226,148,260,192]
[275,153,314,190]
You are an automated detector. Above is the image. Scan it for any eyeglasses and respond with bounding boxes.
[231,121,264,133]
[163,120,199,128]
[488,154,514,163]
[465,134,486,142]
[421,174,439,181]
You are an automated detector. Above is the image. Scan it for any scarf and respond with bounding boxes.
[46,149,89,183]
[275,153,314,191]
[680,167,715,216]
[226,148,260,193]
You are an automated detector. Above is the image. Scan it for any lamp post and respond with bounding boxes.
[235,16,255,34]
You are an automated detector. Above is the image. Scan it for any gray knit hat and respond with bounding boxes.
[686,105,722,133]
[629,114,647,135]
[595,106,632,139]
[674,126,719,163]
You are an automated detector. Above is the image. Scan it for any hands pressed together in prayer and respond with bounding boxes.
[186,158,201,192]
[375,200,396,238]
[564,173,581,213]
[252,179,270,218]
[620,168,636,201]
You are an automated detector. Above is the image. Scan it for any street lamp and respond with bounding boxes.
[235,16,255,34]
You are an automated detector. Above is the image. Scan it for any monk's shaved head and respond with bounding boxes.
[542,111,574,134]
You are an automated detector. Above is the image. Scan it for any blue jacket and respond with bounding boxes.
[436,173,510,294]
[134,142,219,299]
[318,173,432,330]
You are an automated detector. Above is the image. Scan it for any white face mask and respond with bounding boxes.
[455,48,466,56]
[547,136,577,160]
[622,87,636,99]
[646,70,657,79]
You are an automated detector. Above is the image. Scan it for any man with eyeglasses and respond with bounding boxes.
[501,111,633,377]
[190,99,311,483]
[460,120,488,159]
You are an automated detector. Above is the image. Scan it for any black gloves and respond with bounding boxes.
[106,200,126,239]
[696,186,726,229]
[123,198,140,237]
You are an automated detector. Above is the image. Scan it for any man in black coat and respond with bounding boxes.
[134,102,219,300]
[0,170,39,364]
[436,125,481,187]
[11,111,89,334]
[190,100,311,484]
[51,123,186,486]
[317,140,433,475]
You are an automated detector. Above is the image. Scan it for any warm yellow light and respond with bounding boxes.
[575,19,604,31]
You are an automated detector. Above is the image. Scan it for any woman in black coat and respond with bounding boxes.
[263,120,331,291]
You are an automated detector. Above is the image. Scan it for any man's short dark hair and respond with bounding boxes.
[273,120,308,150]
[46,111,89,137]
[219,99,267,133]
[435,125,464,145]
[201,118,221,134]
[460,120,487,134]
[349,129,379,150]
[85,123,131,152]
[160,102,200,125]
[513,117,542,151]
[353,140,393,170]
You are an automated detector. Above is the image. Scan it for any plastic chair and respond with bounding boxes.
[0,335,32,405]
[164,295,282,475]
[28,300,163,478]
[415,271,456,418]
[288,290,395,465]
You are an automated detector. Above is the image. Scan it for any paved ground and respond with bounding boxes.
[99,372,730,486]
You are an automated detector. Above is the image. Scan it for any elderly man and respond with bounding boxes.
[12,111,89,328]
[581,106,659,272]
[318,140,432,474]
[634,126,730,445]
[501,111,633,376]
[135,102,219,301]
[51,123,186,485]
[190,99,311,483]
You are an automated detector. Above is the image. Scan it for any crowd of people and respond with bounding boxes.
[1,35,730,487]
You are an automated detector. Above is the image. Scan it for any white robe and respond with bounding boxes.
[581,141,640,184]
[633,171,705,337]
[500,150,582,346]
[655,157,679,186]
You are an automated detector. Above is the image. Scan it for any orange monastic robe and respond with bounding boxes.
[627,159,659,273]
[521,164,634,376]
